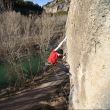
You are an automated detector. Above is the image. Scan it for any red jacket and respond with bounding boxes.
[47,50,62,64]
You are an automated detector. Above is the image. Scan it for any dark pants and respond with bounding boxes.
[43,62,69,74]
[56,62,69,73]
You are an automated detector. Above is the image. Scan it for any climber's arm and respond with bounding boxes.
[54,37,67,51]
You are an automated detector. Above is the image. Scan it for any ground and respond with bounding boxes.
[0,66,70,110]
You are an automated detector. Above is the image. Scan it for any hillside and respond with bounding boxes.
[0,66,70,110]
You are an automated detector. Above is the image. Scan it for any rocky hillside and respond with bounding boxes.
[43,0,70,14]
[66,0,110,109]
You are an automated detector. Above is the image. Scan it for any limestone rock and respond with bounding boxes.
[66,0,110,109]
[43,0,70,13]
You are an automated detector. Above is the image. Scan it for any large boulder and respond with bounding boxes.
[66,0,110,109]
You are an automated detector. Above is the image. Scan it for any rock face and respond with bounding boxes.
[66,0,110,109]
[43,0,70,13]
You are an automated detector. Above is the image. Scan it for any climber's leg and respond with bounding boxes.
[43,62,52,71]
[56,62,70,75]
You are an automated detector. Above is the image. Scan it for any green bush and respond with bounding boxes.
[14,0,43,15]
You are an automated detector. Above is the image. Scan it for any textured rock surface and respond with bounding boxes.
[66,0,110,109]
[43,0,70,13]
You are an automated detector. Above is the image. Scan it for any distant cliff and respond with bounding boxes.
[43,0,70,14]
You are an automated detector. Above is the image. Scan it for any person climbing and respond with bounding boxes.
[44,37,70,75]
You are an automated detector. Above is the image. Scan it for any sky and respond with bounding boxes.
[24,0,52,6]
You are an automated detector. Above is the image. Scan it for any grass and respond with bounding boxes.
[0,54,43,89]
[20,54,43,77]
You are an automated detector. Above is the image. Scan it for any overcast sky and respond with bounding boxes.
[24,0,52,6]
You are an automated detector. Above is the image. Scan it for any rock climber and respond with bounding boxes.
[44,37,70,75]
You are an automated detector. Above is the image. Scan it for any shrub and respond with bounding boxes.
[0,11,67,89]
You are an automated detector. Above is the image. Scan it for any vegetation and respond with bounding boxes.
[54,11,68,16]
[0,11,66,89]
[14,0,43,15]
